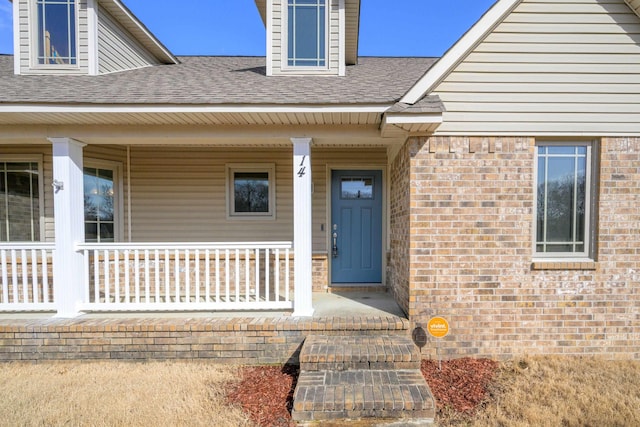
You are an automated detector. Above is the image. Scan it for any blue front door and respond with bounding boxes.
[331,170,383,283]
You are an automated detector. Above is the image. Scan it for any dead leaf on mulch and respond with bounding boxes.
[226,365,298,427]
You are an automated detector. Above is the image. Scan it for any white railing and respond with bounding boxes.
[76,242,293,312]
[0,243,56,312]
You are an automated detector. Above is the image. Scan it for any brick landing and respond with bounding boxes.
[0,315,410,363]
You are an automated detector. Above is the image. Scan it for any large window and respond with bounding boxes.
[0,160,42,242]
[287,0,327,67]
[535,143,593,258]
[35,0,77,65]
[227,164,276,219]
[84,162,120,242]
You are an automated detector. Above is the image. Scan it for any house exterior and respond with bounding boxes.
[0,0,638,359]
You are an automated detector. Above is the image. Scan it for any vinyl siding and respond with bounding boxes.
[432,0,640,135]
[97,5,160,74]
[0,144,385,250]
[127,146,385,252]
[271,0,342,75]
[18,0,90,74]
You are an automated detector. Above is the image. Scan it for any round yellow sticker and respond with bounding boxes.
[427,317,450,338]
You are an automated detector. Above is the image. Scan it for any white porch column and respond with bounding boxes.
[291,138,314,316]
[49,138,86,317]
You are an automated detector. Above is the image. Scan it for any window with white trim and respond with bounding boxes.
[534,143,594,258]
[35,0,77,65]
[227,164,276,219]
[0,159,42,242]
[286,0,327,67]
[84,161,121,242]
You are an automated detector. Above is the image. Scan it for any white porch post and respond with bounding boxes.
[291,138,314,316]
[49,138,86,317]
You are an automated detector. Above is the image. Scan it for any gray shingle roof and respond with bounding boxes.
[0,55,437,106]
[387,97,444,114]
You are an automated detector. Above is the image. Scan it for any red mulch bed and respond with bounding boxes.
[226,358,499,426]
[226,365,298,427]
[421,358,500,415]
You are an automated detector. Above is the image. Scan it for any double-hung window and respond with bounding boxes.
[0,159,42,242]
[535,143,594,258]
[35,0,77,65]
[84,161,121,242]
[287,0,327,67]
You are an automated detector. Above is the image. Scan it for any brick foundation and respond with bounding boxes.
[0,316,410,363]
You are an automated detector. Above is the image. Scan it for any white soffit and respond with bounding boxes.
[625,0,640,17]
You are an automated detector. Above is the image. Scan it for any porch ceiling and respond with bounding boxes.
[0,122,406,147]
[0,109,384,127]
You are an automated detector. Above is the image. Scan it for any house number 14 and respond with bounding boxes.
[298,155,307,178]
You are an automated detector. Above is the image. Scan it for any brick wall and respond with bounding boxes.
[403,136,639,359]
[312,254,328,291]
[388,143,411,315]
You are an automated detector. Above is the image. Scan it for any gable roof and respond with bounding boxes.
[0,55,436,105]
[401,0,640,105]
[98,0,179,65]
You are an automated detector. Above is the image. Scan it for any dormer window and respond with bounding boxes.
[35,0,77,65]
[287,0,327,67]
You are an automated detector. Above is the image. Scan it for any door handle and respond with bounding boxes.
[332,231,338,258]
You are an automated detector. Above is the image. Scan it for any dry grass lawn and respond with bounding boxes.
[0,356,638,427]
[0,361,254,427]
[467,356,640,427]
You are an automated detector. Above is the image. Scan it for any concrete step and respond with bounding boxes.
[300,335,421,371]
[292,369,435,424]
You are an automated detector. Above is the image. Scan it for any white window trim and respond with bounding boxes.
[226,163,276,221]
[0,155,45,242]
[281,0,330,72]
[532,141,594,261]
[29,0,80,70]
[84,158,124,242]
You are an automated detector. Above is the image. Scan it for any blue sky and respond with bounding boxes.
[0,0,497,57]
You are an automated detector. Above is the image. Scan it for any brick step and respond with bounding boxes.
[292,369,435,424]
[300,335,421,371]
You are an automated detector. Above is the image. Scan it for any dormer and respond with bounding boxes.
[255,0,360,76]
[11,0,178,75]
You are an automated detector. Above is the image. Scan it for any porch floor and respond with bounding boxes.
[0,291,404,320]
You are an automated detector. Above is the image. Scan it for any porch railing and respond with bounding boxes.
[0,243,56,312]
[76,242,293,312]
